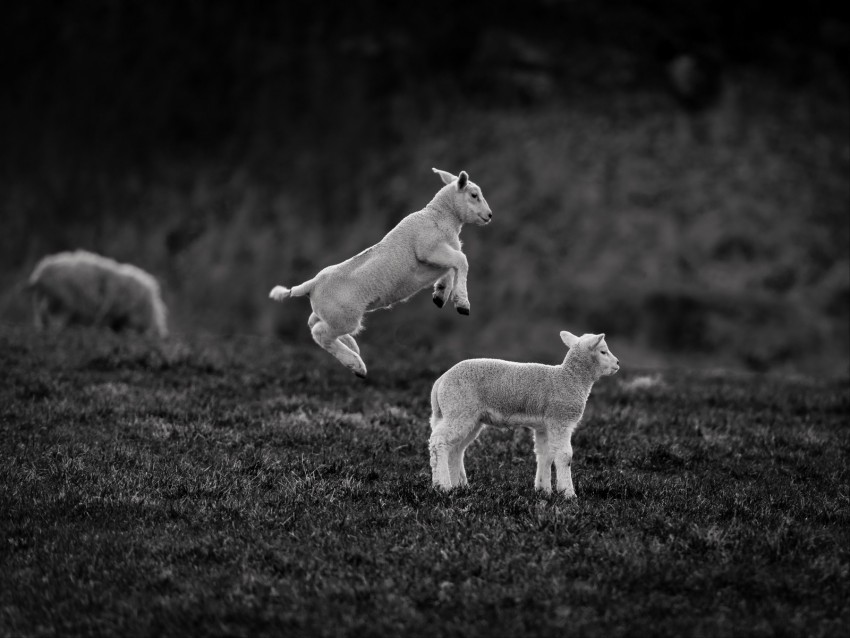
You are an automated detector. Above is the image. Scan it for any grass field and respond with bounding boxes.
[1,325,848,637]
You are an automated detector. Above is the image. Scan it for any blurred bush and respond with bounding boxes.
[1,1,847,376]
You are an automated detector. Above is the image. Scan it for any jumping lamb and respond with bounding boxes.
[429,331,619,497]
[269,168,493,377]
[28,250,168,338]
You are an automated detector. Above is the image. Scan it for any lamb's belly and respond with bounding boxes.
[369,266,445,309]
[482,409,544,431]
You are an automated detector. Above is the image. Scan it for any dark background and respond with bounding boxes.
[1,0,848,376]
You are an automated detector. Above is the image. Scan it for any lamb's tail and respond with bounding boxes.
[268,276,318,302]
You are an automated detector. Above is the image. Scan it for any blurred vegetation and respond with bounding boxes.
[1,1,848,375]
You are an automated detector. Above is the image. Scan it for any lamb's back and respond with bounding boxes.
[440,359,557,416]
[321,210,445,309]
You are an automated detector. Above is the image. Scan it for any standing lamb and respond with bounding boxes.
[28,250,168,338]
[429,331,619,497]
[269,168,493,377]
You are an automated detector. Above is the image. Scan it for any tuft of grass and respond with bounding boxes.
[1,326,848,637]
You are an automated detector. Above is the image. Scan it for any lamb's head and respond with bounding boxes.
[432,168,493,226]
[560,330,620,379]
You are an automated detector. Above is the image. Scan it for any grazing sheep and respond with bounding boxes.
[269,168,493,377]
[429,331,619,497]
[28,250,168,338]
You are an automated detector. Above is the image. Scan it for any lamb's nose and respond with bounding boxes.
[487,212,493,220]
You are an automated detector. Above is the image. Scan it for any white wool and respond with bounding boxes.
[429,331,619,497]
[269,168,492,377]
[28,250,168,338]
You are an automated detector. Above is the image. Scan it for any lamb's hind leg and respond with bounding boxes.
[340,334,360,355]
[311,319,367,378]
[448,448,464,487]
[310,312,360,355]
[430,417,478,490]
[454,422,485,487]
[429,425,453,490]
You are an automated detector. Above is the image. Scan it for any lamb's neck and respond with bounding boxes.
[425,198,463,237]
[558,357,597,401]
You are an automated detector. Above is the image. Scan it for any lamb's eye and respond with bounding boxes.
[601,350,607,355]
[471,193,478,199]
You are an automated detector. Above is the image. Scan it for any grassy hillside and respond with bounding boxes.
[2,326,848,636]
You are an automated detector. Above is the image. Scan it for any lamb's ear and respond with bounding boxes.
[590,334,606,350]
[432,168,457,185]
[560,331,580,349]
[456,171,468,190]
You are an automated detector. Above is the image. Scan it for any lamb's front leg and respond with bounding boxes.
[421,244,470,315]
[450,256,470,315]
[533,429,554,494]
[432,272,455,309]
[550,433,575,498]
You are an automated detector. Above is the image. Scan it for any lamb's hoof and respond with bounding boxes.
[456,306,470,316]
[432,295,445,308]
